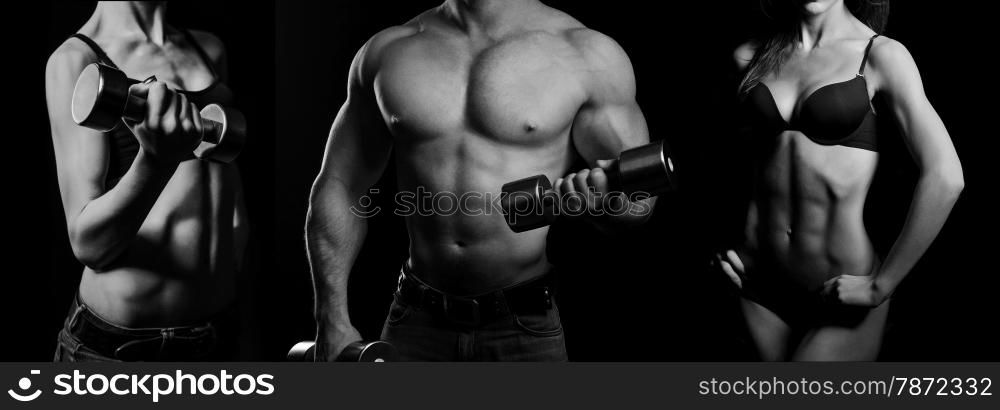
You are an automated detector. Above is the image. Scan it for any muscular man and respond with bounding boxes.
[46,2,247,361]
[307,0,653,361]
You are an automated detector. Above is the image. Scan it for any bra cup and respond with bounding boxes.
[180,82,236,108]
[741,34,880,152]
[745,85,788,136]
[797,78,871,144]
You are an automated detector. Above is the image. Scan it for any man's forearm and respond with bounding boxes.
[70,150,178,269]
[306,184,367,333]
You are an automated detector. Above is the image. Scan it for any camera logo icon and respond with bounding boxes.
[7,370,42,402]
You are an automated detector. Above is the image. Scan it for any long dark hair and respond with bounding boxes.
[738,0,890,95]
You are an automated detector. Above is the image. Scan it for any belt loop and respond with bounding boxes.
[67,299,87,331]
[159,328,174,361]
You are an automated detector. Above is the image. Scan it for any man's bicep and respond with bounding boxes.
[46,46,110,223]
[570,30,649,163]
[316,73,392,198]
[572,101,650,164]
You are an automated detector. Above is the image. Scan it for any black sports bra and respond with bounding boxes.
[744,35,879,152]
[71,30,234,188]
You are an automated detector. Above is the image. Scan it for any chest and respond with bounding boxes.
[761,51,869,123]
[745,47,878,147]
[108,41,216,92]
[374,33,588,145]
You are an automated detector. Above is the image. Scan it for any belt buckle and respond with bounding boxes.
[443,296,480,327]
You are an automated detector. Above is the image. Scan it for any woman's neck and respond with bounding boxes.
[94,1,168,45]
[798,3,852,51]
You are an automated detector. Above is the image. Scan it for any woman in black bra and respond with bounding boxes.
[715,0,963,360]
[45,1,247,361]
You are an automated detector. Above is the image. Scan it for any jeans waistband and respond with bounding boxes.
[396,266,555,327]
[64,294,217,361]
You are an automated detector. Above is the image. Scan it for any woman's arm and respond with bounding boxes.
[46,41,198,271]
[824,38,964,306]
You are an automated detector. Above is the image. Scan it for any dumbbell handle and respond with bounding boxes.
[501,140,675,233]
[286,341,397,362]
[526,140,675,197]
[119,82,225,144]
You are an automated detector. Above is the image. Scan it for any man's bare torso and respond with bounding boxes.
[368,5,599,295]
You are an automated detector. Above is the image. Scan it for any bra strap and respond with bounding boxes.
[71,33,119,69]
[858,34,879,76]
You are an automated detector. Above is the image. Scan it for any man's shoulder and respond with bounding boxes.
[563,27,627,64]
[363,7,448,57]
[556,26,635,98]
[350,23,422,86]
[527,7,607,52]
[361,26,419,60]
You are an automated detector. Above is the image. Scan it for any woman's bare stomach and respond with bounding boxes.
[753,207,877,292]
[750,133,880,292]
[744,202,880,328]
[78,266,233,327]
[78,161,237,328]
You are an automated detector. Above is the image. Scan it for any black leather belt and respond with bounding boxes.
[395,271,555,327]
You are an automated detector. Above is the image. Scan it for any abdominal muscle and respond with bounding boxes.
[396,134,570,296]
[77,160,237,328]
[749,131,880,292]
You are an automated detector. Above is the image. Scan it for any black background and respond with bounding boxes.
[3,1,996,361]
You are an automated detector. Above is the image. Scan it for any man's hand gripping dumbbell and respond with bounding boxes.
[71,63,246,163]
[501,140,677,232]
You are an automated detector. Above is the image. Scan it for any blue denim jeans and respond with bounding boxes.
[53,295,219,362]
[380,275,568,361]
